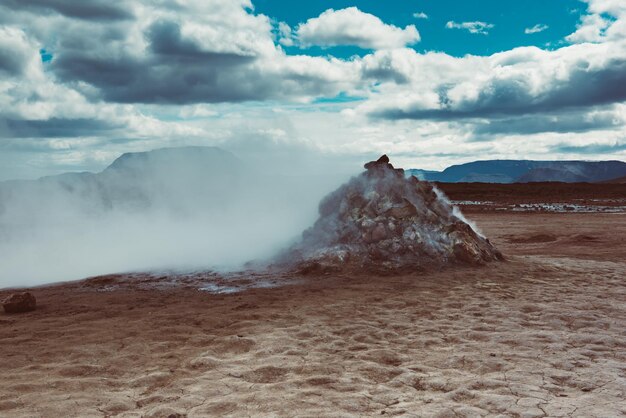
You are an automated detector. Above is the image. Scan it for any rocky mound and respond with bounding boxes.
[277,155,503,274]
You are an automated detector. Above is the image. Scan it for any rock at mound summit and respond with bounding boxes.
[277,156,503,273]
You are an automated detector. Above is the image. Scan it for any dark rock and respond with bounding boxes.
[376,154,390,164]
[364,154,406,179]
[364,154,392,170]
[2,292,36,314]
[370,224,388,242]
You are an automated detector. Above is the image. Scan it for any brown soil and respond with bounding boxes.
[600,175,626,184]
[437,182,626,204]
[1,212,625,417]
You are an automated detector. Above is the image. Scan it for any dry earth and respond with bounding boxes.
[1,212,625,417]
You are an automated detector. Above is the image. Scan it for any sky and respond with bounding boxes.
[1,0,626,180]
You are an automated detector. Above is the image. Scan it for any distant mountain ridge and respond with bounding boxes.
[3,151,625,190]
[407,160,626,183]
[0,146,243,215]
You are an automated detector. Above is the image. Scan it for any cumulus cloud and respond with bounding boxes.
[0,1,362,106]
[413,12,428,20]
[277,22,294,47]
[445,21,494,35]
[0,25,132,140]
[0,0,134,21]
[567,0,626,43]
[525,24,549,34]
[345,31,626,158]
[296,7,421,49]
[0,27,40,77]
[0,0,625,182]
[473,109,625,135]
[363,43,626,121]
[49,20,265,104]
[552,141,626,154]
[567,14,612,42]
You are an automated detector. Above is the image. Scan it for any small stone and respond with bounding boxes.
[371,224,387,242]
[2,292,37,314]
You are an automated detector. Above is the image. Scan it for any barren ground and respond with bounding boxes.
[1,212,625,417]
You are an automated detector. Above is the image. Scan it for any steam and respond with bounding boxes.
[0,146,353,288]
[432,185,485,238]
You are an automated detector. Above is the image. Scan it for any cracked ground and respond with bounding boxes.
[0,212,625,417]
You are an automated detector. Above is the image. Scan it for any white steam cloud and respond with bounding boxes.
[0,146,355,288]
[432,186,485,238]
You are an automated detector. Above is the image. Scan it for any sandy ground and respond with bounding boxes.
[1,212,625,417]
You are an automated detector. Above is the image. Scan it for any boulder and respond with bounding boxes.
[364,154,404,177]
[2,292,37,314]
[364,154,389,170]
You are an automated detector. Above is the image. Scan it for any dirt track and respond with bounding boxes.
[1,213,625,417]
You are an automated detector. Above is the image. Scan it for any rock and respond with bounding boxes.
[376,154,390,164]
[364,154,406,178]
[2,292,36,313]
[275,155,503,273]
[387,200,418,218]
[364,154,392,170]
[371,224,388,242]
[453,242,483,265]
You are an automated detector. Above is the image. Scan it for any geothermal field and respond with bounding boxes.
[4,0,626,416]
[1,157,625,417]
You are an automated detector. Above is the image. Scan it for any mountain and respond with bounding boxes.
[407,160,626,183]
[0,147,243,218]
[98,146,243,210]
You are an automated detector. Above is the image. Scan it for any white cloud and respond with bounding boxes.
[277,22,294,47]
[0,27,42,78]
[296,7,421,49]
[359,41,626,119]
[567,14,612,42]
[0,0,626,181]
[525,24,549,34]
[584,0,626,15]
[1,1,368,106]
[445,21,494,35]
[413,12,428,20]
[567,0,626,43]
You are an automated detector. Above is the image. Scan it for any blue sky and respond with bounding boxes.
[0,0,625,180]
[256,0,585,56]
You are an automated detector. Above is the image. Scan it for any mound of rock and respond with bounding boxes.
[277,155,503,274]
[2,292,37,314]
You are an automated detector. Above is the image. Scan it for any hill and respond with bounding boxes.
[407,160,626,183]
[0,146,243,213]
